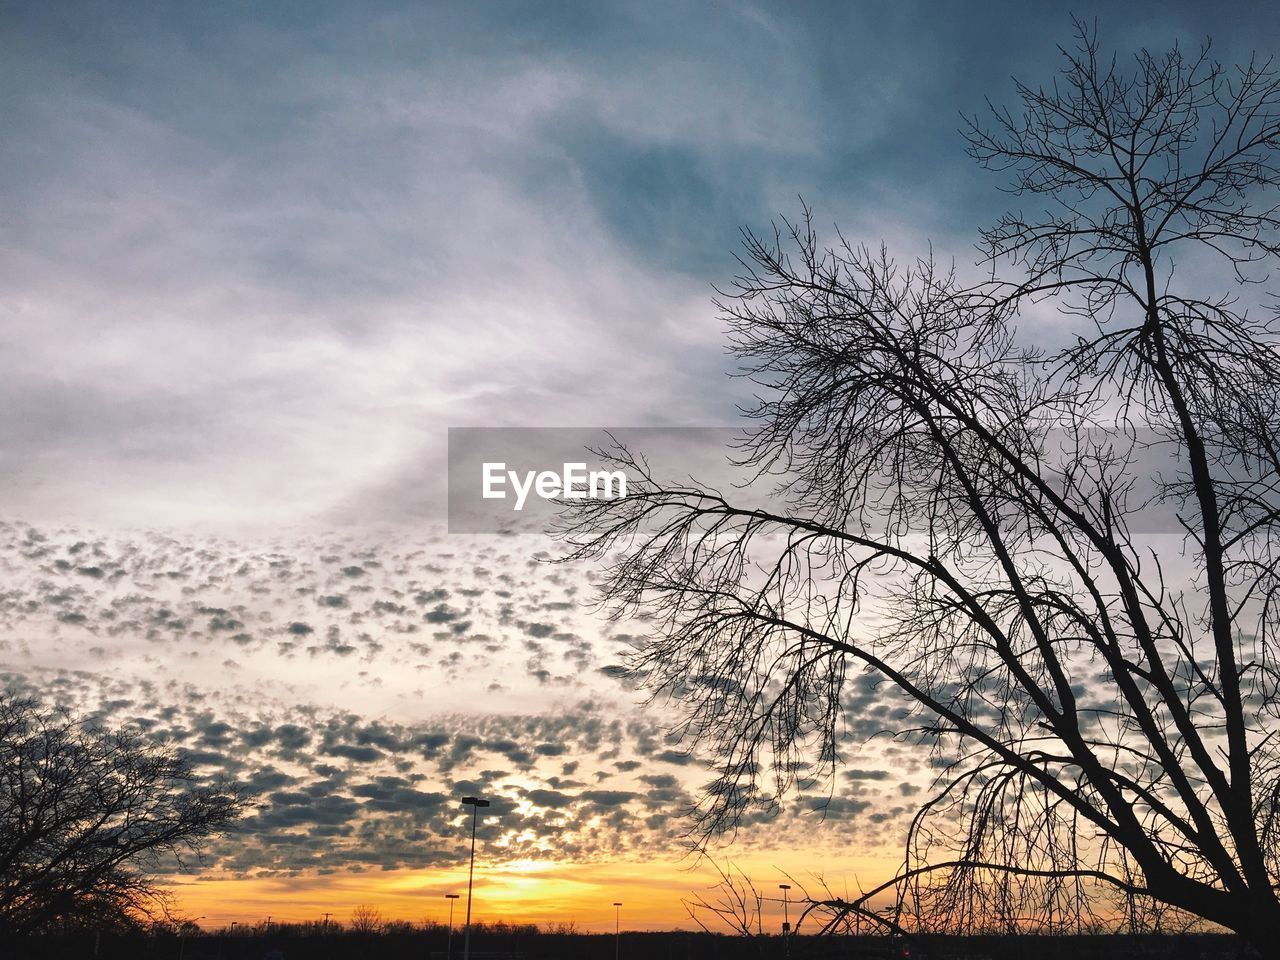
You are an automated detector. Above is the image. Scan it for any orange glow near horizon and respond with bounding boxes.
[169,850,903,933]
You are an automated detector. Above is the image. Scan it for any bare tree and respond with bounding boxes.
[544,919,580,935]
[685,860,764,938]
[349,903,384,935]
[0,694,246,935]
[688,860,921,942]
[560,21,1280,952]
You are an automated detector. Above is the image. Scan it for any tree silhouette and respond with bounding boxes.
[561,21,1280,951]
[349,903,385,934]
[0,694,245,935]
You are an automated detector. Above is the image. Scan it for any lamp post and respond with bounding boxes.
[461,796,490,960]
[779,884,791,960]
[612,902,622,960]
[445,893,460,960]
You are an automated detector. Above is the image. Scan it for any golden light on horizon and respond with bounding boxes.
[169,849,902,933]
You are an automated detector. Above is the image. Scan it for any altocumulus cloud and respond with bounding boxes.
[0,517,925,873]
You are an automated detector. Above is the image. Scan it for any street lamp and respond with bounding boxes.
[445,893,460,960]
[779,884,792,960]
[461,796,490,960]
[612,902,622,960]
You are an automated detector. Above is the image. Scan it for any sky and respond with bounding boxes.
[5,0,1280,934]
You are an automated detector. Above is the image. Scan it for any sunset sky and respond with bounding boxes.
[4,0,1280,934]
